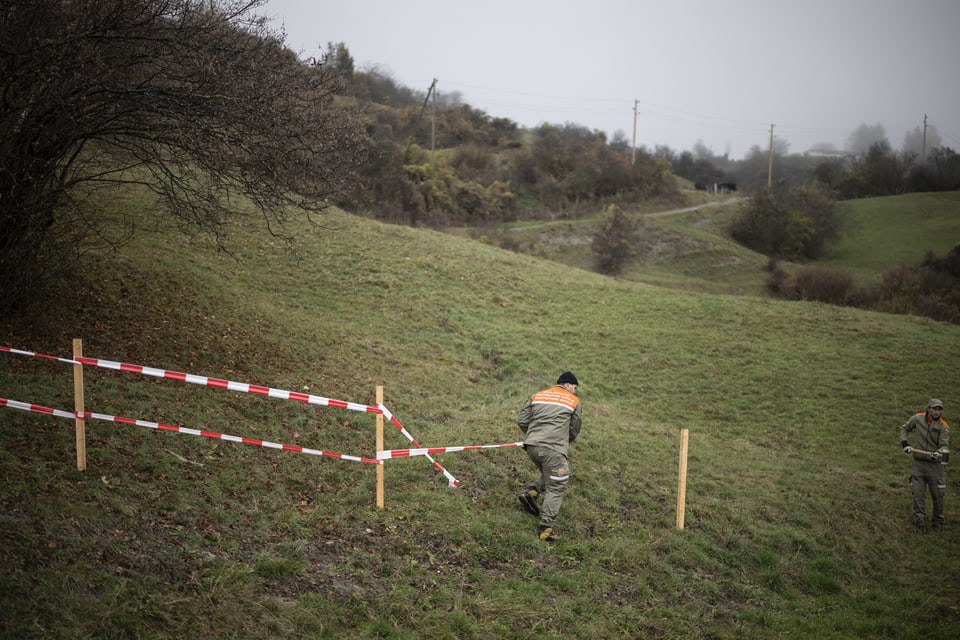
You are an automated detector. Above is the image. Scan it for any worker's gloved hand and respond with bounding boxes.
[902,445,912,454]
[929,451,942,462]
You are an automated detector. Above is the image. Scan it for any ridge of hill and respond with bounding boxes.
[2,192,959,639]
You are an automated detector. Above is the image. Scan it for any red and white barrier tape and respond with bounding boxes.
[78,356,381,414]
[1,396,519,466]
[378,442,523,460]
[2,345,464,485]
[0,397,76,420]
[1,346,79,365]
[379,404,460,487]
[0,397,380,464]
[2,346,380,413]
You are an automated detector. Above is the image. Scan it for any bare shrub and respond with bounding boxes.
[592,205,639,275]
[779,266,856,305]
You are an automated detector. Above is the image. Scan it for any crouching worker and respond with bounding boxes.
[900,398,951,533]
[517,371,582,542]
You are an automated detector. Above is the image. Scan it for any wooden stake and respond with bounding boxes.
[73,338,86,471]
[376,385,385,509]
[676,428,689,529]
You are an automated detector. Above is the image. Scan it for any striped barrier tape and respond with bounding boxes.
[0,346,80,365]
[2,346,379,414]
[379,403,460,487]
[0,397,76,420]
[1,396,520,465]
[2,345,461,485]
[378,442,523,460]
[0,397,380,464]
[76,356,381,414]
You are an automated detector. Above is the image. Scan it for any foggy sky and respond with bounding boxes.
[261,0,960,160]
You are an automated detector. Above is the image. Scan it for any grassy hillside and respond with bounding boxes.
[464,195,770,296]
[821,191,960,276]
[2,192,960,639]
[490,191,960,297]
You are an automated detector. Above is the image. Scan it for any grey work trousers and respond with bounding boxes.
[524,444,572,528]
[910,460,946,526]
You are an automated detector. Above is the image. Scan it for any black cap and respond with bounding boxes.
[557,371,579,386]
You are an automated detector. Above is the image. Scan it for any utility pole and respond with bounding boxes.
[767,123,775,188]
[921,114,928,166]
[631,99,638,165]
[420,78,438,174]
[430,78,437,174]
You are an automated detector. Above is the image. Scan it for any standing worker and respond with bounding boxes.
[900,398,951,533]
[517,371,582,542]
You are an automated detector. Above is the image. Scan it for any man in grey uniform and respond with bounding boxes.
[517,371,582,542]
[900,398,951,533]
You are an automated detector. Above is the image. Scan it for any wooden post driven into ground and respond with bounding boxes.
[676,428,689,529]
[73,338,86,471]
[376,385,385,509]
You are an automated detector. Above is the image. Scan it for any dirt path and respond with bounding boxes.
[644,197,744,217]
[504,197,743,232]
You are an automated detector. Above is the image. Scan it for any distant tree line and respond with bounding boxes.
[678,129,960,198]
[813,142,960,198]
[333,58,681,228]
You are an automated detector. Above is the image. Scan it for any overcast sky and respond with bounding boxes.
[261,0,960,160]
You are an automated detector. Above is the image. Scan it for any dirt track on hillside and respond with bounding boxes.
[645,197,744,217]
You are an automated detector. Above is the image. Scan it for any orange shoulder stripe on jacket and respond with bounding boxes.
[530,388,579,411]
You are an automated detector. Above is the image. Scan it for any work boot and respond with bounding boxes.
[932,521,944,533]
[538,525,557,542]
[915,521,927,534]
[518,488,540,517]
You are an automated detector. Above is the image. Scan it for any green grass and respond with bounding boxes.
[821,192,960,274]
[468,195,772,296]
[2,190,960,639]
[492,191,960,296]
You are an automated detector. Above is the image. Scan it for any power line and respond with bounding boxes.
[438,78,960,155]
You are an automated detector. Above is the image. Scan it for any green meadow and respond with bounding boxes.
[2,190,959,639]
